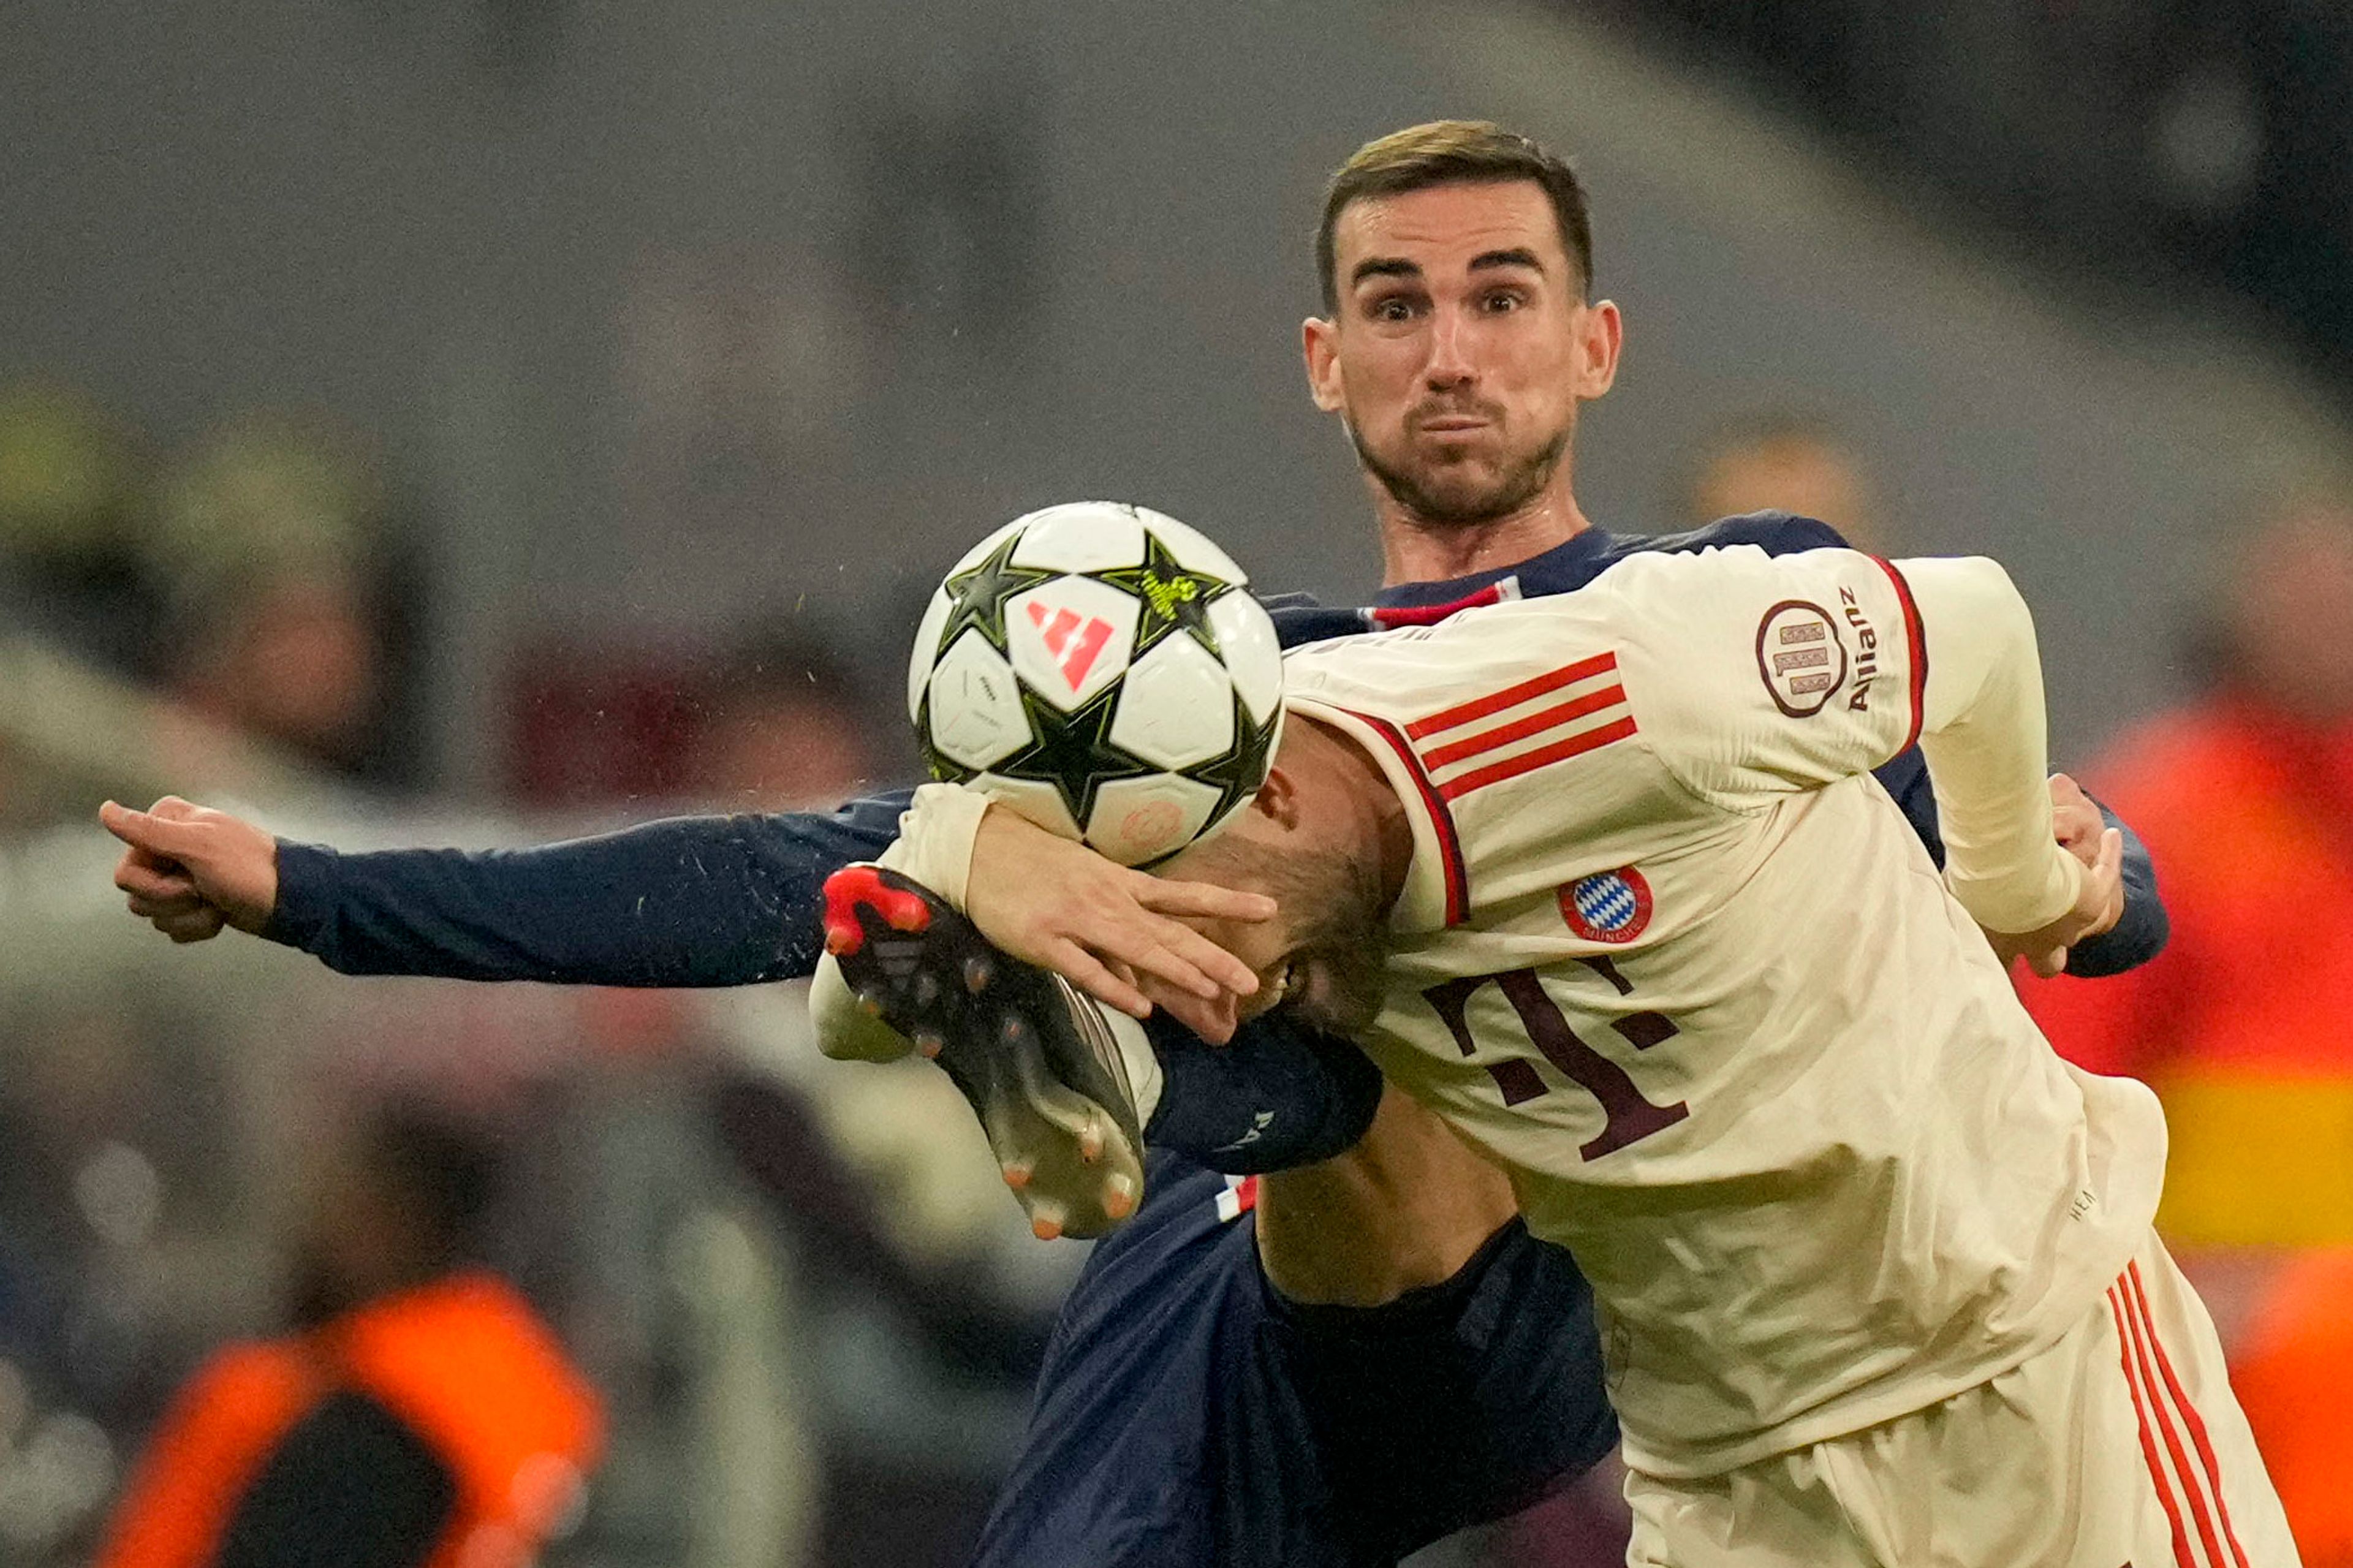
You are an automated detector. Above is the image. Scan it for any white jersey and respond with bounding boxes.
[1280,544,2169,1480]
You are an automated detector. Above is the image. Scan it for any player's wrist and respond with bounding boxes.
[1945,838,2083,937]
[256,838,327,947]
[879,783,994,911]
[231,835,280,934]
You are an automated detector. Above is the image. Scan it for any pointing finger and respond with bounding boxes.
[99,800,202,860]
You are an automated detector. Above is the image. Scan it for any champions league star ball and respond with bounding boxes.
[907,502,1286,867]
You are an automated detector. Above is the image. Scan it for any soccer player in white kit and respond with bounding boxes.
[1056,537,2302,1566]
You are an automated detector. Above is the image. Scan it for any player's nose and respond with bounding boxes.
[1423,306,1479,387]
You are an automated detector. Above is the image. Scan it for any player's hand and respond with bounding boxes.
[1134,971,1246,1047]
[964,806,1273,1032]
[1104,957,1250,1044]
[99,797,279,943]
[1989,776,2124,977]
[2047,772,2107,867]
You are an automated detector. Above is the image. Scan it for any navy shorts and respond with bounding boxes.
[972,1151,1619,1567]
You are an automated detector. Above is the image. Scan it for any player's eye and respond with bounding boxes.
[1366,294,1419,323]
[1480,288,1526,313]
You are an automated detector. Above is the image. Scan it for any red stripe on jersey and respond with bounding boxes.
[1420,683,1628,770]
[1368,580,1507,629]
[2118,1275,2225,1568]
[2110,1286,2200,1568]
[2128,1263,2253,1568]
[1338,708,1470,926]
[1436,716,1639,802]
[1404,651,1618,740]
[1872,557,1928,754]
[1214,1175,1260,1222]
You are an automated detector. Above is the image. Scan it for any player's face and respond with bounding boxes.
[1158,831,1389,1037]
[1305,180,1620,528]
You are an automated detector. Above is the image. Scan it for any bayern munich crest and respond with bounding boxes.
[1559,866,1653,945]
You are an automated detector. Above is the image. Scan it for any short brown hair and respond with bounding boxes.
[1316,121,1594,312]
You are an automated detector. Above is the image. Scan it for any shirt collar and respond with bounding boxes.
[1370,528,1618,610]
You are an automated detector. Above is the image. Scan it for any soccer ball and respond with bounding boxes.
[907,502,1286,867]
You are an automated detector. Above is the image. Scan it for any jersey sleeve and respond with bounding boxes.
[1617,546,2086,934]
[1607,544,1927,804]
[263,792,910,986]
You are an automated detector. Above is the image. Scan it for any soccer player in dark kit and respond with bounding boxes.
[104,123,2167,1566]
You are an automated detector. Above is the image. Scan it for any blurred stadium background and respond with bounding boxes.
[3,1,2351,1562]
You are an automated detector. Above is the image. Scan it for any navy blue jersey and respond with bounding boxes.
[971,1153,1614,1568]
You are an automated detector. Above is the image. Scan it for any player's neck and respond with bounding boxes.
[1374,488,1596,589]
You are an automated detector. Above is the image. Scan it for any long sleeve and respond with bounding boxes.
[263,792,911,987]
[1870,749,2167,975]
[1899,556,2086,935]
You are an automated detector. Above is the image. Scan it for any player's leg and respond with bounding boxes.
[1267,1214,1621,1563]
[1623,1229,2301,1567]
[974,1157,1623,1568]
[971,1151,1353,1568]
[2096,1233,2300,1567]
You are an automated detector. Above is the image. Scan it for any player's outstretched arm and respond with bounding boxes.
[100,792,912,986]
[1715,517,2165,978]
[1632,548,2109,952]
[103,778,1278,1015]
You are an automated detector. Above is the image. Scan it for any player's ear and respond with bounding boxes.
[1250,765,1303,830]
[1303,317,1346,413]
[1574,299,1623,400]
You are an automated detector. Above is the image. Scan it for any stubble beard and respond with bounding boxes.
[1350,417,1574,531]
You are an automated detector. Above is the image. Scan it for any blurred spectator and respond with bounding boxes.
[148,415,417,786]
[507,624,890,810]
[2018,493,2353,1564]
[691,629,892,810]
[1680,412,1888,551]
[506,648,703,808]
[92,1100,603,1568]
[0,382,153,672]
[2228,1250,2353,1568]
